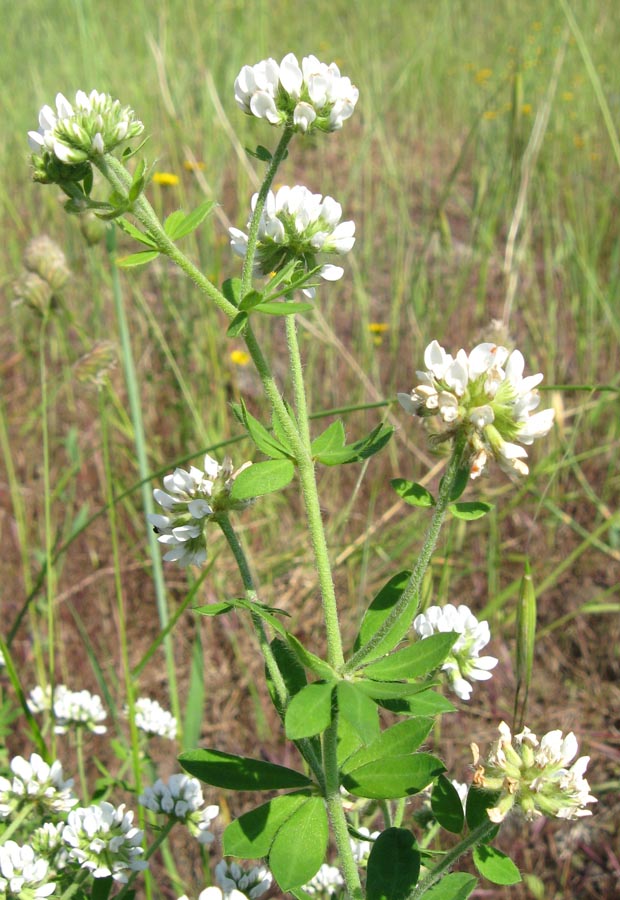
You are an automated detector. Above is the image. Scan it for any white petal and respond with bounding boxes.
[320,264,344,281]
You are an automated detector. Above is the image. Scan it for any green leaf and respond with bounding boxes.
[316,423,393,465]
[285,682,334,739]
[285,633,338,680]
[115,250,160,267]
[311,420,346,458]
[194,597,288,636]
[167,200,216,239]
[91,875,113,900]
[366,828,420,900]
[222,277,242,307]
[227,311,249,337]
[266,638,308,716]
[246,144,274,162]
[431,775,465,834]
[465,786,500,833]
[239,289,265,311]
[449,501,493,521]
[182,630,205,751]
[341,718,434,774]
[353,571,412,662]
[230,459,295,501]
[193,601,234,617]
[391,479,435,508]
[354,680,432,700]
[238,400,291,459]
[223,792,310,858]
[271,404,298,457]
[337,682,380,744]
[473,846,522,885]
[337,714,364,768]
[269,796,328,890]
[420,872,478,900]
[361,632,457,681]
[444,465,470,502]
[254,300,315,316]
[342,753,445,799]
[179,748,312,791]
[163,209,186,238]
[116,217,159,248]
[378,689,456,716]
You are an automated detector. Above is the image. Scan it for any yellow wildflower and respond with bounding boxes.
[183,160,206,172]
[153,171,180,186]
[230,349,251,366]
[475,68,492,85]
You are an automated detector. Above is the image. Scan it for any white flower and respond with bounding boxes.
[32,822,70,872]
[199,889,249,900]
[131,697,177,740]
[473,722,597,823]
[0,841,56,899]
[413,604,498,701]
[229,185,354,297]
[398,340,555,480]
[234,53,358,134]
[349,827,380,865]
[149,454,251,567]
[54,687,107,734]
[28,90,143,167]
[139,774,219,844]
[215,860,272,899]
[0,753,77,819]
[62,802,147,882]
[451,780,469,810]
[303,863,345,897]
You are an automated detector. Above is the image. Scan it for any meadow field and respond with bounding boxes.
[1,1,619,897]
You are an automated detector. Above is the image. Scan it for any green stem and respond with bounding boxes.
[75,727,88,803]
[409,819,498,899]
[216,514,324,788]
[344,434,468,673]
[323,718,363,900]
[0,804,35,844]
[113,819,177,900]
[58,868,90,900]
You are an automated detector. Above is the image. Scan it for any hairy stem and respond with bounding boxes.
[324,717,364,900]
[409,818,498,898]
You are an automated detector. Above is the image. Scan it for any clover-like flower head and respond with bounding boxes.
[28,90,143,181]
[148,454,252,567]
[0,752,77,820]
[303,863,345,897]
[0,841,56,899]
[230,185,355,298]
[62,801,147,882]
[472,721,597,823]
[28,684,107,734]
[131,697,177,740]
[398,340,555,480]
[139,774,219,845]
[215,860,272,899]
[413,604,498,701]
[234,53,358,134]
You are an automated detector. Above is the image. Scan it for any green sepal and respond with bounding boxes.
[366,828,421,900]
[269,796,329,890]
[473,846,522,885]
[448,501,493,520]
[115,250,160,267]
[116,217,159,248]
[341,717,434,774]
[336,681,380,744]
[360,632,457,681]
[431,775,465,834]
[285,682,334,739]
[223,791,311,858]
[353,571,412,663]
[391,478,436,508]
[315,423,393,465]
[311,420,346,458]
[342,753,445,799]
[227,311,249,337]
[285,633,338,680]
[230,458,295,500]
[179,748,312,791]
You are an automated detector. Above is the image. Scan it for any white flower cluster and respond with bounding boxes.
[235,53,358,133]
[62,801,147,882]
[149,454,250,567]
[32,822,69,872]
[303,863,345,896]
[28,90,143,166]
[215,860,272,899]
[186,890,248,900]
[413,604,498,701]
[349,826,380,865]
[230,185,355,298]
[139,774,219,844]
[28,684,107,734]
[473,722,597,823]
[0,841,55,899]
[398,340,555,480]
[132,697,177,740]
[0,753,77,819]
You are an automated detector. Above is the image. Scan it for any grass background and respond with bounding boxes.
[1,0,619,897]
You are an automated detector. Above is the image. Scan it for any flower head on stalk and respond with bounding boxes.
[472,721,597,822]
[148,454,252,567]
[398,340,554,480]
[215,860,272,899]
[303,863,345,897]
[28,90,143,183]
[0,841,56,899]
[0,753,77,819]
[28,684,107,734]
[230,185,355,298]
[413,604,498,701]
[138,774,219,844]
[234,53,358,133]
[130,697,177,740]
[62,802,147,882]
